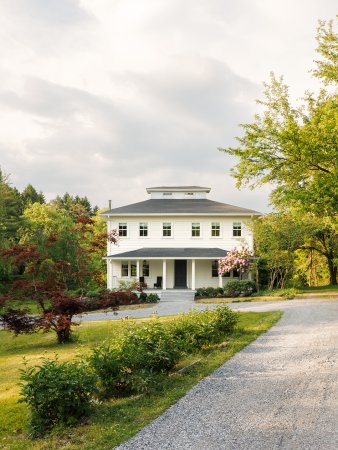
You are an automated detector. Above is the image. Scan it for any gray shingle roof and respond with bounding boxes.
[106,247,228,259]
[101,199,261,216]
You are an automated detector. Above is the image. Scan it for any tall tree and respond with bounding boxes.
[21,184,45,210]
[0,169,22,242]
[219,18,338,284]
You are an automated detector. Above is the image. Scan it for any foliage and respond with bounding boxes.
[218,247,252,277]
[195,282,256,298]
[19,358,98,437]
[89,307,238,397]
[253,213,306,289]
[313,17,338,84]
[144,293,160,303]
[219,18,338,284]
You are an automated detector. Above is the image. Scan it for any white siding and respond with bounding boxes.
[108,216,254,255]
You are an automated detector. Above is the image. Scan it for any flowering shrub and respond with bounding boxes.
[218,246,252,276]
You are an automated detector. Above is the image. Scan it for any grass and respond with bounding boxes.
[196,285,338,304]
[0,310,281,449]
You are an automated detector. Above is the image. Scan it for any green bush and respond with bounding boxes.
[205,287,217,297]
[89,320,181,397]
[89,307,239,398]
[19,358,98,437]
[216,287,224,297]
[195,287,207,298]
[239,280,256,296]
[223,280,242,297]
[145,293,160,303]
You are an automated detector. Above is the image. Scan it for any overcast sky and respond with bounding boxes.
[0,1,336,212]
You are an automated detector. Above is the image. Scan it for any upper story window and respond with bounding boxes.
[211,222,220,237]
[163,222,172,237]
[192,223,200,237]
[119,223,128,237]
[162,192,172,197]
[233,222,242,237]
[139,222,148,237]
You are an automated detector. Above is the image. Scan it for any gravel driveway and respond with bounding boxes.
[116,300,338,449]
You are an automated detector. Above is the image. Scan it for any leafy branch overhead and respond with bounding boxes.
[219,18,338,217]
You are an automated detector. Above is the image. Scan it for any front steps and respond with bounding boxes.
[158,289,196,302]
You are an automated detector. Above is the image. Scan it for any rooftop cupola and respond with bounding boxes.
[146,186,211,200]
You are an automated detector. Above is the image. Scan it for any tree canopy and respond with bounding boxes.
[219,18,338,217]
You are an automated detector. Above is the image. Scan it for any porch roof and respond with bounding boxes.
[106,247,228,260]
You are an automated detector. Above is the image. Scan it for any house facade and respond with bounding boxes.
[101,186,260,291]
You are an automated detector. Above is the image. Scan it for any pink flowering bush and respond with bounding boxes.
[218,246,252,275]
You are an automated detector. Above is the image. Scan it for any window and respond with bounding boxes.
[163,222,172,237]
[142,260,149,277]
[233,269,239,278]
[119,223,127,237]
[163,192,172,197]
[139,222,148,237]
[192,223,200,237]
[131,262,137,277]
[233,222,242,237]
[212,260,230,277]
[212,260,218,277]
[185,192,194,197]
[121,263,128,277]
[211,222,220,237]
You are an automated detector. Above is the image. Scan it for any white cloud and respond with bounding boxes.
[0,0,336,212]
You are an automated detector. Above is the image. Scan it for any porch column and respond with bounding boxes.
[191,259,196,290]
[162,259,167,290]
[136,260,140,279]
[218,273,223,288]
[107,260,114,290]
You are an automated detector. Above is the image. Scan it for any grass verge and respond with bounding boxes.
[196,286,338,304]
[0,311,281,449]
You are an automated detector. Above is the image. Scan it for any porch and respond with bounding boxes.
[106,247,232,291]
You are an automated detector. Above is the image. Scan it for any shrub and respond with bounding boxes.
[205,287,217,297]
[19,358,98,437]
[89,307,239,398]
[216,287,224,297]
[145,293,160,303]
[195,287,206,298]
[223,280,242,297]
[239,280,256,296]
[89,320,181,397]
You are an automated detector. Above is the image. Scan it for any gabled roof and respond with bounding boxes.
[106,247,228,259]
[101,199,261,216]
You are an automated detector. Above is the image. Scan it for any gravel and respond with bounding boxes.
[115,300,338,450]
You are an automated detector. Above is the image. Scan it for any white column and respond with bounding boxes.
[162,259,167,290]
[107,260,114,290]
[191,259,196,290]
[218,273,223,288]
[136,260,140,279]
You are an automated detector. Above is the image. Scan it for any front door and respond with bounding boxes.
[174,260,187,288]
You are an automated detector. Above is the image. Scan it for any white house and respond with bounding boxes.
[101,186,260,291]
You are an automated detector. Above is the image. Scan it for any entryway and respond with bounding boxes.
[174,260,187,288]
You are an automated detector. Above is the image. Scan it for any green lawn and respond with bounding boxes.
[0,311,282,450]
[196,285,338,304]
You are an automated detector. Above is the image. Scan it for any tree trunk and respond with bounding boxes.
[327,256,337,285]
[56,327,71,344]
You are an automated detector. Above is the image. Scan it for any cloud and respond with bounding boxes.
[1,0,336,213]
